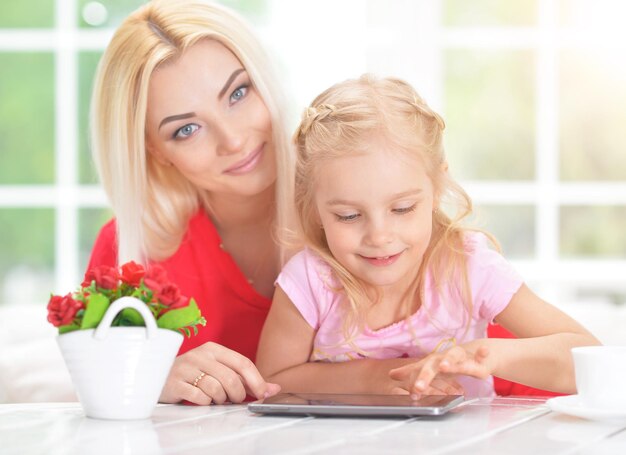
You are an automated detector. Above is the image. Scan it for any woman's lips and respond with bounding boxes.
[360,251,403,267]
[223,144,264,175]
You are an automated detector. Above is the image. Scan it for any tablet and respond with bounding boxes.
[247,392,464,417]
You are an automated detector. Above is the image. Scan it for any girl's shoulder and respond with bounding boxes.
[461,231,509,271]
[461,230,497,253]
[282,248,339,289]
[461,231,524,304]
[277,248,342,328]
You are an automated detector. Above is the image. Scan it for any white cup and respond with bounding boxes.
[572,346,626,410]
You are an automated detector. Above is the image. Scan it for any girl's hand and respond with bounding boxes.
[389,345,491,397]
[159,342,281,405]
[389,375,465,396]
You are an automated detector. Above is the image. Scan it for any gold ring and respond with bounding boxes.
[193,372,206,387]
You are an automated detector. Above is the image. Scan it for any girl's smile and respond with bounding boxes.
[359,250,405,267]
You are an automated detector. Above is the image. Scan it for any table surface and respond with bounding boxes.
[1,397,625,455]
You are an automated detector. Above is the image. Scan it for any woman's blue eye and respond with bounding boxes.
[229,85,248,104]
[174,123,199,139]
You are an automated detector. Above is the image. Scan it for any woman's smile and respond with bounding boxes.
[223,143,265,175]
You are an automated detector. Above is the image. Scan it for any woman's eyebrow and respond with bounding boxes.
[218,68,246,99]
[159,112,196,131]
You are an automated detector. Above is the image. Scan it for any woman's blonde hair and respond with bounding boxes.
[91,0,294,264]
[293,74,489,339]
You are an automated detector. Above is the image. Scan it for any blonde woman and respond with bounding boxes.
[87,0,294,405]
[256,75,599,397]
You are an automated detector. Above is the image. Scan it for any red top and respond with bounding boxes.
[87,211,560,396]
[86,211,272,361]
[488,324,563,397]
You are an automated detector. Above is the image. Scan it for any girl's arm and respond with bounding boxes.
[256,286,462,395]
[390,283,601,395]
[479,283,601,393]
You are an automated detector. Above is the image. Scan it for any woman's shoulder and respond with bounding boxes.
[88,218,118,268]
[97,218,117,237]
[88,210,212,270]
[173,210,221,251]
[186,210,217,235]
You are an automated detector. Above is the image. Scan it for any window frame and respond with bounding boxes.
[0,0,624,304]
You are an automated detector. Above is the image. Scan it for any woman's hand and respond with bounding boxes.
[159,342,281,405]
[389,345,491,397]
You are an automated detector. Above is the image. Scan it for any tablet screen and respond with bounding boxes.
[248,392,464,417]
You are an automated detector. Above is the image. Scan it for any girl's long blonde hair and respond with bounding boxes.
[91,0,294,264]
[293,74,490,339]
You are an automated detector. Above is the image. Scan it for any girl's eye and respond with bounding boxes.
[173,123,200,139]
[335,213,360,222]
[229,85,249,104]
[392,204,417,214]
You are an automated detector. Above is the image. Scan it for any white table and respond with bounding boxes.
[1,397,625,454]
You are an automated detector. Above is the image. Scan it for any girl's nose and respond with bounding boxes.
[215,122,245,156]
[364,219,394,246]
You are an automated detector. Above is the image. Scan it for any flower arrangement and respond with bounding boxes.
[47,261,206,337]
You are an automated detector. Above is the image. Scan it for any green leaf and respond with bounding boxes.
[157,299,203,331]
[117,307,146,327]
[58,323,80,334]
[81,293,110,329]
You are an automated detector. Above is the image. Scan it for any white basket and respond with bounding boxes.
[57,297,183,419]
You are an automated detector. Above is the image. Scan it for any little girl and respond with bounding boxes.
[256,74,599,397]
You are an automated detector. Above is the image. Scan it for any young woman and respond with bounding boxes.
[86,0,294,405]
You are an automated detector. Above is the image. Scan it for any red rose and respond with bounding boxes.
[143,264,169,293]
[82,265,118,290]
[157,284,188,313]
[47,293,85,327]
[120,261,145,287]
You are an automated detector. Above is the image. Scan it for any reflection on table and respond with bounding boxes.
[1,397,625,454]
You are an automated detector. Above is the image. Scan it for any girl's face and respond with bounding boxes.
[314,143,436,294]
[145,39,275,199]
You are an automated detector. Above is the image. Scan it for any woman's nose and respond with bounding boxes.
[215,121,245,156]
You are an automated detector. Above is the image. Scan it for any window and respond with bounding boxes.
[438,0,626,304]
[1,0,624,307]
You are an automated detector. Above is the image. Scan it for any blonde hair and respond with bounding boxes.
[91,0,294,264]
[293,74,489,339]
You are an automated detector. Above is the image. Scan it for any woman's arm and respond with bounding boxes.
[390,284,601,395]
[256,286,462,395]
